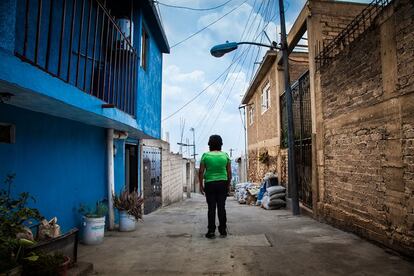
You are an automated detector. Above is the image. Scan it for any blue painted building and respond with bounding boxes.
[0,0,169,231]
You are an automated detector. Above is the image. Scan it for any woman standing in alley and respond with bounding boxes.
[199,135,232,239]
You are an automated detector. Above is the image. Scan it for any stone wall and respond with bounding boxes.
[248,146,279,183]
[318,0,414,256]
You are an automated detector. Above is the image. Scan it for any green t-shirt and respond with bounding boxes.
[200,151,230,183]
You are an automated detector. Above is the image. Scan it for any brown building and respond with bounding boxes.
[241,0,414,256]
[242,51,308,184]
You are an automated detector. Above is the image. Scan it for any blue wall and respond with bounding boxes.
[134,10,163,139]
[0,103,107,231]
[0,0,17,51]
[0,0,163,140]
[114,139,125,196]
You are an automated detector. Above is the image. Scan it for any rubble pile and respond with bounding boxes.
[234,173,287,210]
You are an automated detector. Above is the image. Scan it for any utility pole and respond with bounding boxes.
[239,105,249,183]
[278,0,300,215]
[229,148,236,158]
[190,127,196,161]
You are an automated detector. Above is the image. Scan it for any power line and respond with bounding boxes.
[155,0,235,11]
[191,0,260,135]
[194,0,266,134]
[170,0,249,48]
[164,0,265,124]
[162,53,245,122]
[198,2,276,144]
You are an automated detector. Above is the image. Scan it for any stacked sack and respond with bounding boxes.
[234,182,261,205]
[234,182,250,204]
[261,185,286,210]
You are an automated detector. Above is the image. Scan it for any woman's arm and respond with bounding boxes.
[198,163,205,195]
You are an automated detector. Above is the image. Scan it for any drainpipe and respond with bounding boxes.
[107,129,115,230]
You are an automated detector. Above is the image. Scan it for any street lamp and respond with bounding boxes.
[209,0,300,215]
[210,41,279,57]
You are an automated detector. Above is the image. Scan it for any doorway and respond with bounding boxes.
[125,144,138,193]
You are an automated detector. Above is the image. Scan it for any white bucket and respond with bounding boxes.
[119,211,137,232]
[82,216,105,245]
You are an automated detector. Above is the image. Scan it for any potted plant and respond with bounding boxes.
[78,201,108,245]
[22,252,70,276]
[0,174,43,275]
[113,189,143,232]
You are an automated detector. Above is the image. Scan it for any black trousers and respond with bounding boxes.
[205,180,227,232]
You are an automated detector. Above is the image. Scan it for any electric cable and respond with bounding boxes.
[154,0,235,12]
[170,0,249,48]
[195,0,270,140]
[198,2,276,144]
[192,0,261,132]
[198,17,275,143]
[162,52,245,122]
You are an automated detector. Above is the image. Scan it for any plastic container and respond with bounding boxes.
[119,211,137,232]
[81,216,105,245]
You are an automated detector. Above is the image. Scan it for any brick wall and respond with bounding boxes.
[142,139,195,207]
[318,0,414,256]
[162,151,185,206]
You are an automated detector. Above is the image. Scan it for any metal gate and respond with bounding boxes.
[143,146,162,214]
[280,71,312,208]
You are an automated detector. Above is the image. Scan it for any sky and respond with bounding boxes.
[157,0,369,160]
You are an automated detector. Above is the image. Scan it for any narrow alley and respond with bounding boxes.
[78,195,414,275]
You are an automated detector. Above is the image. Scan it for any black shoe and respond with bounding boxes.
[205,231,215,239]
[219,229,227,238]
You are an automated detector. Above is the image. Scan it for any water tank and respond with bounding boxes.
[116,17,134,51]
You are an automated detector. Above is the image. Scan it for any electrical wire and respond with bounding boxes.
[170,0,249,48]
[198,2,276,143]
[195,0,269,140]
[154,0,235,11]
[162,53,245,122]
[192,0,261,132]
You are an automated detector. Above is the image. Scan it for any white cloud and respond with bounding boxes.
[159,0,306,156]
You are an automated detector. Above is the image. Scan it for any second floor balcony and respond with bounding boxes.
[14,0,138,117]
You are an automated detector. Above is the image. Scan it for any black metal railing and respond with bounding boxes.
[280,71,312,208]
[315,0,393,70]
[15,0,137,116]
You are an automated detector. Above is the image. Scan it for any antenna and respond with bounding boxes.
[179,118,186,154]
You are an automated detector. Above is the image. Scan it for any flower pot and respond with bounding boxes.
[81,216,105,245]
[119,211,137,232]
[57,256,71,276]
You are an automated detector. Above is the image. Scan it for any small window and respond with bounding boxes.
[0,124,15,144]
[249,105,255,125]
[261,82,270,114]
[140,27,149,70]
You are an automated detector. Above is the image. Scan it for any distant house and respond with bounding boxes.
[0,0,169,230]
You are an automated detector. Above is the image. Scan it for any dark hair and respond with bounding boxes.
[208,135,223,151]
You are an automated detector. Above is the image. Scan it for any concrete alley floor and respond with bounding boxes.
[78,194,414,275]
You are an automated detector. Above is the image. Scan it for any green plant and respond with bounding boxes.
[258,151,270,165]
[0,174,42,272]
[22,252,68,276]
[79,200,108,218]
[113,189,144,221]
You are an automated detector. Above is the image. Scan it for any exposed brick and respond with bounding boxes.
[319,0,414,257]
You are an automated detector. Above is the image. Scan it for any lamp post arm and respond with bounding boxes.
[236,41,279,50]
